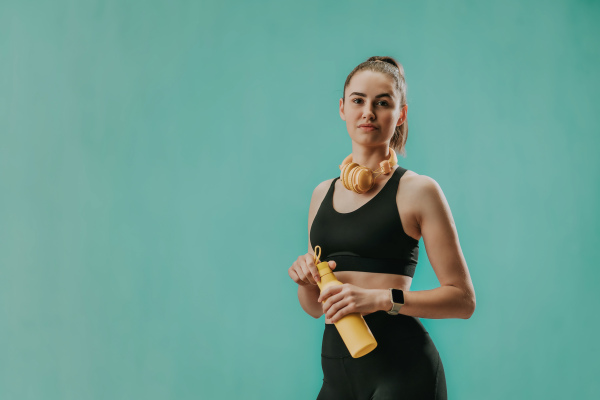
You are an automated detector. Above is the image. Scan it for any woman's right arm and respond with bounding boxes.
[289,179,336,319]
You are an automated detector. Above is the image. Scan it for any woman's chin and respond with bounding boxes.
[350,136,390,147]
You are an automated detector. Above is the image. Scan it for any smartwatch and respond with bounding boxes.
[386,288,404,315]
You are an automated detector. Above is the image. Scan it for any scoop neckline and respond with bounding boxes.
[331,166,400,215]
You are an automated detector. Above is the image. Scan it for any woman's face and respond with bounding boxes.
[339,70,407,148]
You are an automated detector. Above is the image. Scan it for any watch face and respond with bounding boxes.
[391,289,404,304]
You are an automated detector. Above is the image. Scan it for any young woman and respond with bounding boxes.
[288,56,476,399]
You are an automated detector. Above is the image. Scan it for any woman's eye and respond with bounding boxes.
[352,98,388,106]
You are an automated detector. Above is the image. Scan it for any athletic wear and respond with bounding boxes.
[310,166,419,278]
[318,312,447,400]
[310,165,447,399]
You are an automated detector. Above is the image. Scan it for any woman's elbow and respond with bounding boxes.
[462,294,476,319]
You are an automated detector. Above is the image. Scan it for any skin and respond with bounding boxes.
[289,70,476,324]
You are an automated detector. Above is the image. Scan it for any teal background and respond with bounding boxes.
[1,0,599,399]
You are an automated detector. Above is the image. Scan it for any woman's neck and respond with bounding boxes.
[350,145,392,171]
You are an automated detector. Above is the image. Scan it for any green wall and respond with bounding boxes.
[1,1,598,398]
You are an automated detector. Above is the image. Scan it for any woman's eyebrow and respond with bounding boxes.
[349,92,393,99]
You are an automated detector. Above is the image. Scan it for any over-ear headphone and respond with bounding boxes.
[338,148,398,194]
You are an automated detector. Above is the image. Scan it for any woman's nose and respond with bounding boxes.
[362,106,375,120]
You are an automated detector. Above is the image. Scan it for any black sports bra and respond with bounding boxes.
[309,166,419,278]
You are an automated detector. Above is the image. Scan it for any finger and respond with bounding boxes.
[317,287,328,303]
[328,260,336,270]
[296,268,310,285]
[299,259,317,285]
[318,284,342,303]
[328,299,353,323]
[322,291,344,313]
[289,268,307,286]
[303,254,321,284]
[293,261,311,285]
[307,253,322,283]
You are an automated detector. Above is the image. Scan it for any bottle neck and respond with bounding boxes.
[319,271,339,285]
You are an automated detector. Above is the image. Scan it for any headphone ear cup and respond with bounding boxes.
[348,165,360,193]
[339,163,350,189]
[352,167,364,194]
[340,164,350,190]
[355,167,374,193]
[343,162,358,190]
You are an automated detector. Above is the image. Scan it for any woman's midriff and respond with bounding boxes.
[323,271,412,324]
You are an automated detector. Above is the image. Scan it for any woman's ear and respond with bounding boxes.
[397,104,408,126]
[339,98,346,121]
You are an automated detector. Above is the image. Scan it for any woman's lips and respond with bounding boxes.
[359,125,377,131]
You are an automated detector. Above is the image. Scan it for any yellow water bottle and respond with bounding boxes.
[313,246,377,358]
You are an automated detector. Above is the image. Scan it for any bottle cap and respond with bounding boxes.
[316,261,332,277]
[313,246,333,277]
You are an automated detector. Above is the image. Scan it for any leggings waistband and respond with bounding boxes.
[322,311,429,358]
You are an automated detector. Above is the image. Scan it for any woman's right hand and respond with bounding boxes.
[289,253,336,286]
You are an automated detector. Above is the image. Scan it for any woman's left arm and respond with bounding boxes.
[384,175,476,319]
[318,176,476,322]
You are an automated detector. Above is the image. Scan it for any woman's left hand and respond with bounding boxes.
[317,284,383,323]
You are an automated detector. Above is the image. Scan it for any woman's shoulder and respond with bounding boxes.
[311,177,336,201]
[398,169,446,202]
[399,170,448,213]
[399,168,440,189]
[408,173,442,190]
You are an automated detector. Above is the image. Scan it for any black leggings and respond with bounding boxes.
[317,311,447,400]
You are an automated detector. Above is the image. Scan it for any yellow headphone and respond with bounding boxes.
[338,148,398,194]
